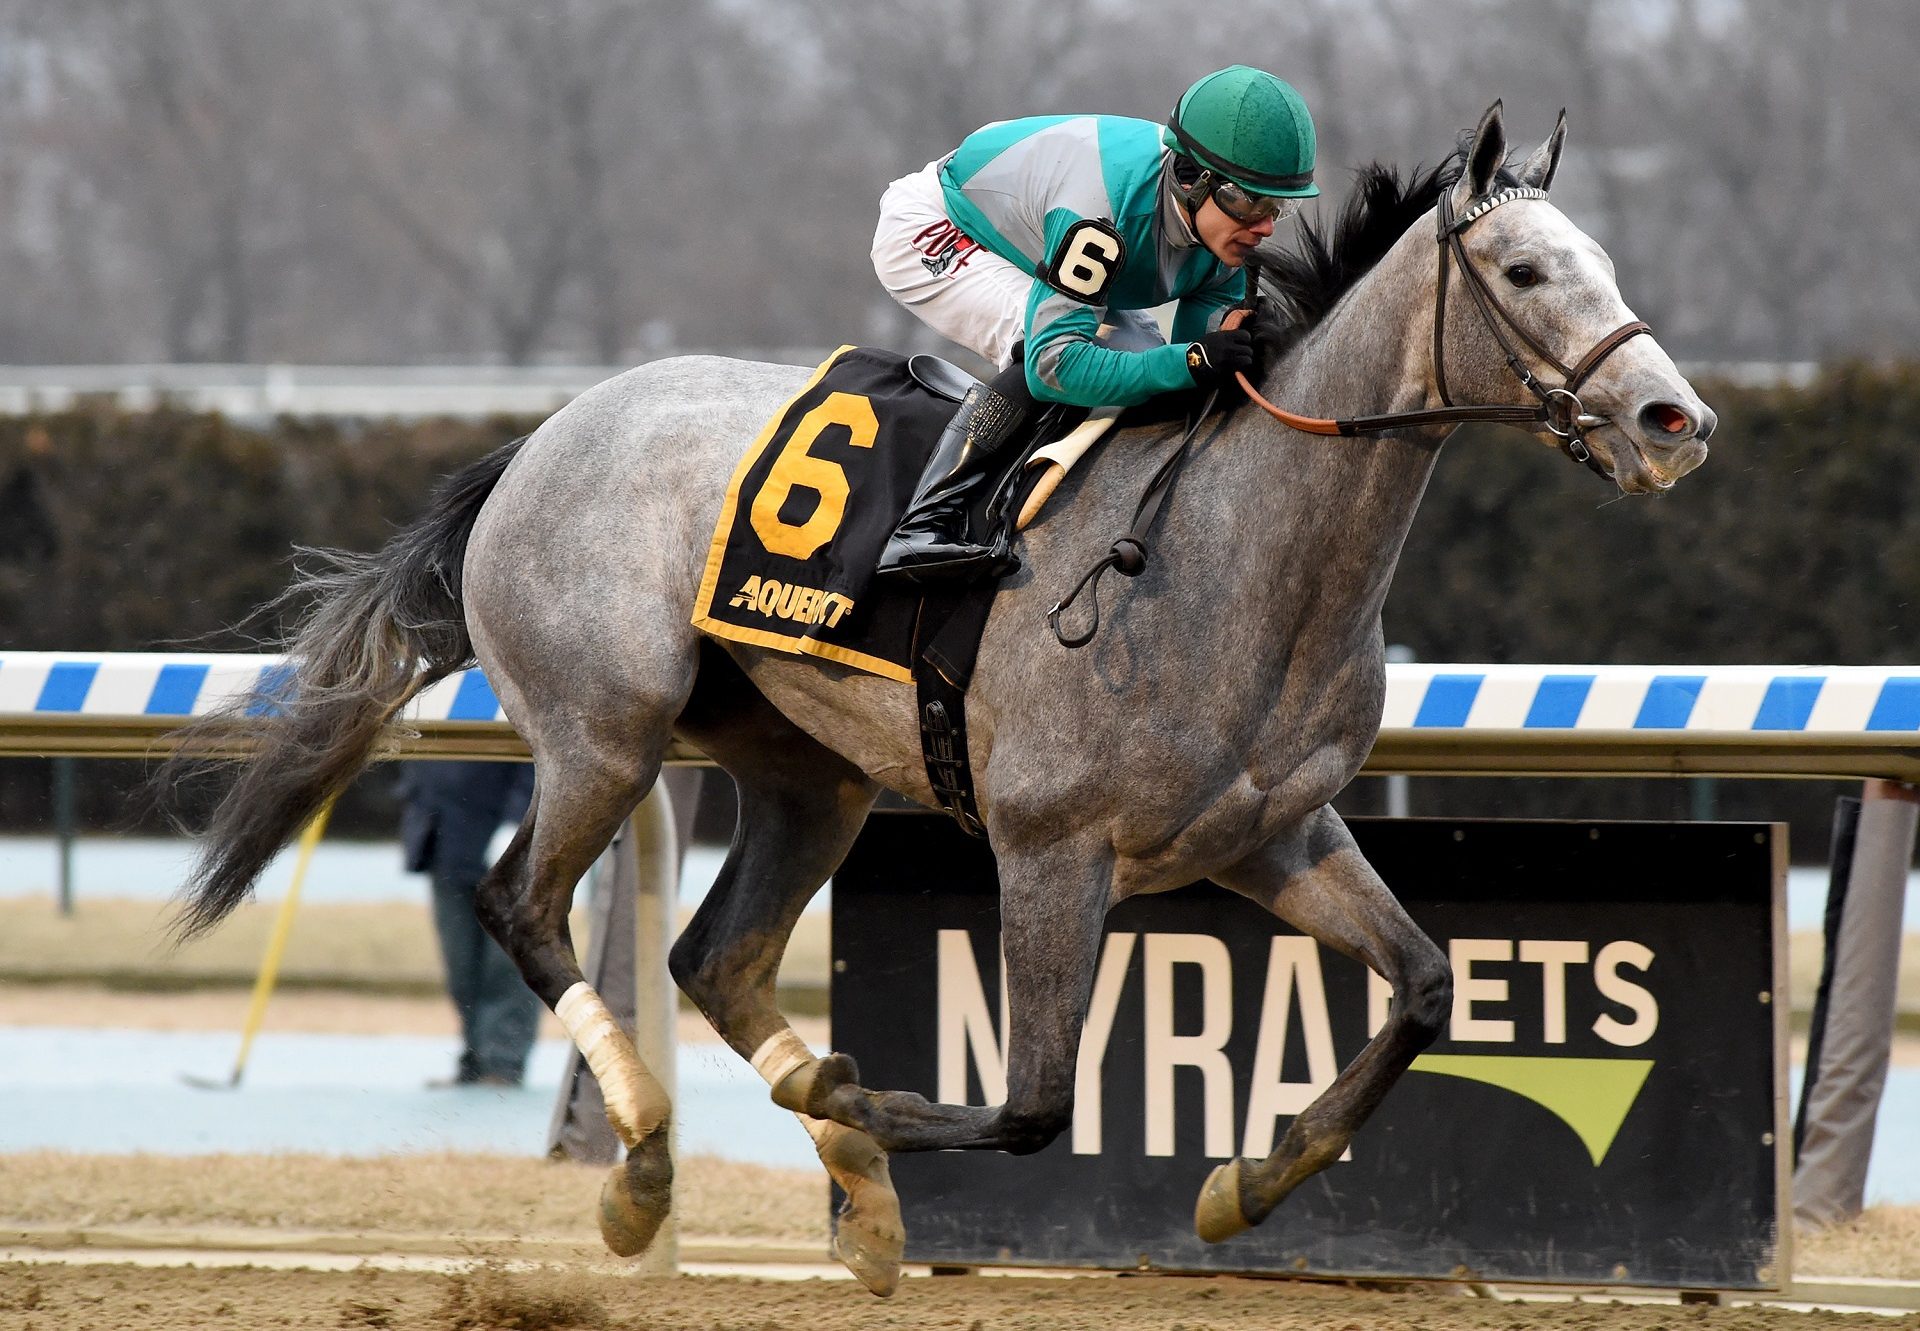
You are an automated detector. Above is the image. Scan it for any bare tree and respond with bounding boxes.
[0,0,1916,365]
[22,0,341,361]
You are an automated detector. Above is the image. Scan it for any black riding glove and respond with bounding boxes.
[1185,328,1255,386]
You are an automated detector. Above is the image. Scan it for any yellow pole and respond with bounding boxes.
[225,798,334,1087]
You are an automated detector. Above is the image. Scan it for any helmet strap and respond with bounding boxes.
[1176,164,1214,219]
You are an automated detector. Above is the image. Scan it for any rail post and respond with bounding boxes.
[52,757,75,915]
[1384,644,1415,817]
[1794,779,1920,1226]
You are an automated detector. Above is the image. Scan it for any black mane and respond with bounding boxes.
[1249,141,1517,363]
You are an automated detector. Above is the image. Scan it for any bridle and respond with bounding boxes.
[1049,184,1656,649]
[1232,184,1651,477]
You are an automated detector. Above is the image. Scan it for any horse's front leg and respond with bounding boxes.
[1195,805,1452,1242]
[774,836,1111,1155]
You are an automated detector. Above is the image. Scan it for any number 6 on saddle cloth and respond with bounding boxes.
[690,344,1083,834]
[691,344,1082,682]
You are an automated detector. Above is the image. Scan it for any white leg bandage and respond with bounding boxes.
[750,1026,900,1293]
[749,1029,815,1088]
[557,981,668,1147]
[750,1028,837,1146]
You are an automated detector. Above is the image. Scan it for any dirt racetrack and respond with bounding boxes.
[6,1143,1917,1331]
[3,988,1914,1328]
[6,1260,1919,1331]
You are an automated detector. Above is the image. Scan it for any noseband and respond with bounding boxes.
[1233,185,1651,476]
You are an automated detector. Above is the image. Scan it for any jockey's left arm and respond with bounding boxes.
[1023,288,1195,408]
[1015,205,1194,408]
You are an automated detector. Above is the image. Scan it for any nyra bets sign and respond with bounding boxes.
[831,815,1786,1290]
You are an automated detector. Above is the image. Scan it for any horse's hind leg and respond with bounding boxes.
[668,662,900,1294]
[1196,805,1452,1242]
[474,729,679,1259]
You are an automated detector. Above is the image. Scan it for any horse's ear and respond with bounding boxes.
[1451,100,1507,210]
[1516,108,1567,192]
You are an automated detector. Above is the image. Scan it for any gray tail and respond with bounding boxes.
[167,435,528,942]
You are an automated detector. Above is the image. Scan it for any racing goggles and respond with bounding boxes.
[1210,177,1302,228]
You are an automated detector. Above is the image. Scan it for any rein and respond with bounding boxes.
[1048,394,1221,648]
[1232,186,1650,472]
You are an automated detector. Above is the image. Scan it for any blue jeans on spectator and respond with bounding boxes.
[398,760,541,1085]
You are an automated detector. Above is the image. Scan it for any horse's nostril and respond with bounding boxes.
[1640,402,1693,437]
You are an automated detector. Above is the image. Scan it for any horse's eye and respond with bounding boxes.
[1505,263,1538,288]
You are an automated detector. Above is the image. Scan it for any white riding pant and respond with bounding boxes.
[871,160,1162,372]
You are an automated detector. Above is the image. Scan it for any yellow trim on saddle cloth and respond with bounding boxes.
[689,347,916,685]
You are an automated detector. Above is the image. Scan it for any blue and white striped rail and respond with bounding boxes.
[0,652,530,760]
[1381,663,1915,735]
[1373,663,1920,779]
[0,653,502,724]
[3,653,1920,778]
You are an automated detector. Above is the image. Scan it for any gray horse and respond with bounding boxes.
[170,105,1713,1296]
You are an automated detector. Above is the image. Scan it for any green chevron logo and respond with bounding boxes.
[1410,1055,1654,1166]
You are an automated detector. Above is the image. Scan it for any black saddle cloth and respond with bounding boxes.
[690,345,1069,681]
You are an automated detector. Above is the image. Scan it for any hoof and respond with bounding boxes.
[598,1129,673,1257]
[834,1199,905,1298]
[1194,1159,1253,1243]
[816,1122,904,1297]
[770,1051,859,1118]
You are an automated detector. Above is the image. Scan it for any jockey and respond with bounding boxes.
[871,65,1318,581]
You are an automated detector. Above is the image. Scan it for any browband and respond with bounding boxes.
[1439,185,1550,237]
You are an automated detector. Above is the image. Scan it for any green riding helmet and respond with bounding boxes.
[1164,65,1318,199]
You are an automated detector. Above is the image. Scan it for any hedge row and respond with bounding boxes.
[1386,361,1920,668]
[2,364,1915,851]
[0,409,536,835]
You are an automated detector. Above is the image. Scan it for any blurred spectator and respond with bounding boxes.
[398,760,541,1088]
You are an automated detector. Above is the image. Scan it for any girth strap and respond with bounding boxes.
[914,582,1000,837]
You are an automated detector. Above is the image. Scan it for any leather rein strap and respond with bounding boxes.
[1232,185,1650,470]
[1048,393,1220,648]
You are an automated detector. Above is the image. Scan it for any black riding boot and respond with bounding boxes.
[876,363,1032,583]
